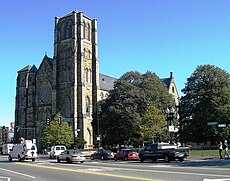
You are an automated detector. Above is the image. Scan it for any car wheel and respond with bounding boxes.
[124,156,128,161]
[90,156,94,160]
[139,155,144,163]
[32,158,35,162]
[80,161,84,163]
[66,158,72,163]
[49,155,52,159]
[18,155,22,162]
[57,157,61,163]
[8,156,12,162]
[100,155,104,160]
[179,158,184,162]
[164,155,170,163]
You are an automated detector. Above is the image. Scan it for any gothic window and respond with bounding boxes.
[61,21,67,40]
[100,92,104,100]
[64,96,71,117]
[172,86,175,93]
[83,48,86,58]
[69,69,72,82]
[89,69,92,83]
[88,50,91,59]
[83,21,86,39]
[105,93,109,99]
[86,96,90,113]
[68,20,73,39]
[85,68,89,83]
[87,23,91,41]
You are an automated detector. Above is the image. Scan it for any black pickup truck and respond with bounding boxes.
[139,143,183,163]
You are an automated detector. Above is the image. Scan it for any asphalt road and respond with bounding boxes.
[1,155,230,181]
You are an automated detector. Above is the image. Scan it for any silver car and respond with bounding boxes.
[57,150,86,163]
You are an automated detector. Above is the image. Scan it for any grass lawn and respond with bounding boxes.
[189,149,219,157]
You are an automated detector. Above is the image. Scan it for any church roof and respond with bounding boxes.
[47,57,54,64]
[29,65,38,73]
[99,73,117,91]
[18,65,31,73]
[162,78,171,89]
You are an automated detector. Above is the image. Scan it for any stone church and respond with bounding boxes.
[15,11,179,149]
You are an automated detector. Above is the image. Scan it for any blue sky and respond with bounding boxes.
[1,0,230,126]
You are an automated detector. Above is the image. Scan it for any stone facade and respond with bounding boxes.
[15,11,102,149]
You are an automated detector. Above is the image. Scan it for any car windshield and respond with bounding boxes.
[69,150,81,154]
[105,150,112,153]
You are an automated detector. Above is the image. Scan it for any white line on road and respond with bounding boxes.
[0,176,11,181]
[203,179,230,181]
[0,168,36,179]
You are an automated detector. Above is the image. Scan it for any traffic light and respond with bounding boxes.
[58,117,61,125]
[46,118,50,125]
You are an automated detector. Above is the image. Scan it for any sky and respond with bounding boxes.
[1,0,230,126]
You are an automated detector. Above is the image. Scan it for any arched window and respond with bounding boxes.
[83,48,86,58]
[85,23,89,40]
[100,92,104,100]
[68,20,73,39]
[89,69,92,83]
[87,23,91,41]
[105,93,109,98]
[172,86,175,93]
[86,96,90,113]
[85,68,89,83]
[88,50,91,59]
[61,21,67,40]
[64,96,71,117]
[83,21,86,39]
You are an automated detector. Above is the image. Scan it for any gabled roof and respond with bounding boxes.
[18,65,31,73]
[99,73,117,91]
[29,65,37,73]
[37,55,53,71]
[162,78,171,89]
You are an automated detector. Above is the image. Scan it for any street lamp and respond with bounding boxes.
[165,107,177,144]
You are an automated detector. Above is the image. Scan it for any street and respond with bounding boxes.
[1,155,230,181]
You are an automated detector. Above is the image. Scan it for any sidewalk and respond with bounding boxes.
[186,155,221,161]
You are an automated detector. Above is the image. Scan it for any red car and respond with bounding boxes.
[114,149,139,161]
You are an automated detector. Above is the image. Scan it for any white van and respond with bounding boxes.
[1,144,13,155]
[50,145,66,158]
[9,140,37,162]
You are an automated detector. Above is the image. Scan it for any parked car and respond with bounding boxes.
[174,146,189,161]
[139,143,176,163]
[50,145,66,159]
[8,140,37,162]
[90,149,114,160]
[114,149,139,161]
[57,149,86,163]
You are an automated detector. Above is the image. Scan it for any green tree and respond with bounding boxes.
[99,71,173,147]
[179,65,230,144]
[41,113,74,148]
[140,105,167,144]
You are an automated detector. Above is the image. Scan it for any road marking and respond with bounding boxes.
[203,179,230,181]
[0,168,35,179]
[0,176,11,181]
[16,162,163,181]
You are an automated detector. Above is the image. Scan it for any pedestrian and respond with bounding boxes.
[223,140,229,158]
[218,141,223,159]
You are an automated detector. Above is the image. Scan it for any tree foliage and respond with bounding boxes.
[99,71,173,147]
[41,113,74,148]
[140,105,167,144]
[179,65,230,144]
